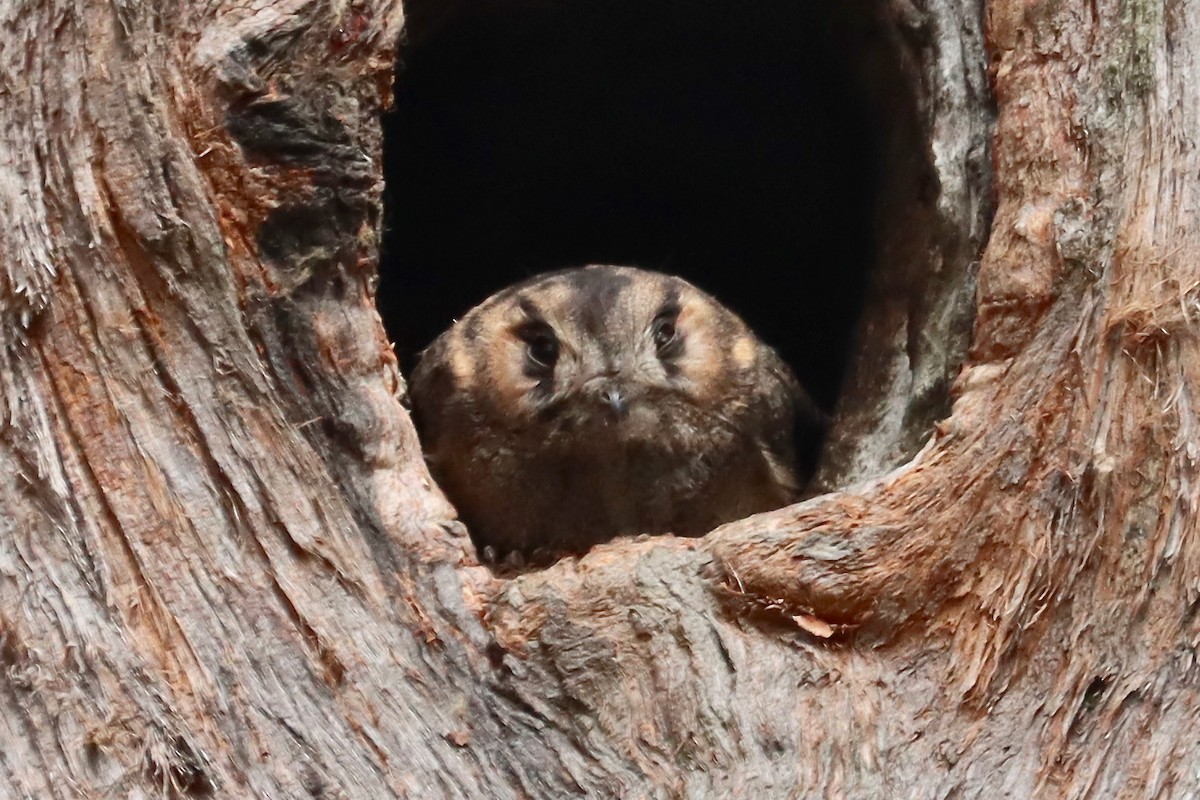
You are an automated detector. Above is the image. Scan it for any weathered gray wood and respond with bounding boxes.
[814,0,994,489]
[2,0,1198,797]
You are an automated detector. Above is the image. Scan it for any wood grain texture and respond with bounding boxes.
[1,0,1197,797]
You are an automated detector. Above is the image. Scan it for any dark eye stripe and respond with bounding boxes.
[516,295,547,323]
[657,285,682,319]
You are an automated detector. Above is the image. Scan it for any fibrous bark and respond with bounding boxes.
[2,0,1198,798]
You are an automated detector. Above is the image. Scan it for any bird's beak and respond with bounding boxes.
[601,386,628,417]
[581,366,630,419]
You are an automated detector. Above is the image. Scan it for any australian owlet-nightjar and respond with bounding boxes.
[409,265,825,556]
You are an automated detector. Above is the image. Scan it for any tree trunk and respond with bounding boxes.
[2,0,1197,797]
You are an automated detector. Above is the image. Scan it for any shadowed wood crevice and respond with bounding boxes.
[810,0,994,490]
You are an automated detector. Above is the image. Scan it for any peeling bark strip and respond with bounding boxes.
[1,0,1199,798]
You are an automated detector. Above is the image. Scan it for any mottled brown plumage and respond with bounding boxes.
[409,265,824,556]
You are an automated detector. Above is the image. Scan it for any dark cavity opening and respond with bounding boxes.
[378,0,885,415]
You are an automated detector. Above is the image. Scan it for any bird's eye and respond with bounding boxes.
[652,315,681,356]
[520,324,560,370]
[527,335,559,367]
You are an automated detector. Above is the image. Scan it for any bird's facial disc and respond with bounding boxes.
[548,315,691,437]
[486,268,739,440]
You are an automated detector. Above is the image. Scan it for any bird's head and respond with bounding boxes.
[437,266,768,448]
